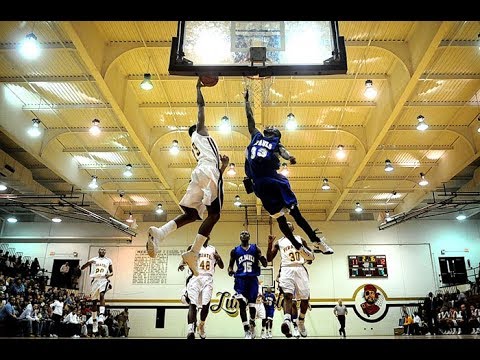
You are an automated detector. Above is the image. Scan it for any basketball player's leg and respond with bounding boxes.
[278,268,295,338]
[289,205,334,254]
[186,277,201,339]
[197,278,213,339]
[187,304,198,340]
[294,267,310,337]
[182,179,222,275]
[146,171,204,257]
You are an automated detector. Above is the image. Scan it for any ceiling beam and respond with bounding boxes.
[23,104,112,110]
[0,75,95,83]
[159,145,357,152]
[0,42,76,50]
[78,164,150,170]
[63,147,140,153]
[327,22,453,221]
[405,101,480,107]
[61,22,181,211]
[139,101,377,108]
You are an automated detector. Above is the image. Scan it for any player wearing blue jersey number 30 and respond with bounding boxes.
[243,90,333,255]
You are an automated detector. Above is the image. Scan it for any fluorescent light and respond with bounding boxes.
[123,164,133,177]
[227,163,236,176]
[27,118,41,137]
[169,140,180,155]
[384,159,394,172]
[219,116,231,133]
[364,80,377,99]
[89,119,101,136]
[234,195,241,207]
[285,113,297,130]
[321,178,330,190]
[0,185,7,191]
[7,217,17,223]
[155,204,164,215]
[52,218,62,223]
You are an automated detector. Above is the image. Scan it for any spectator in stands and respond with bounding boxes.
[30,258,40,277]
[0,296,18,336]
[11,278,25,296]
[116,307,129,337]
[59,262,71,288]
[412,311,422,335]
[49,295,64,337]
[71,265,81,290]
[424,292,439,335]
[403,312,413,335]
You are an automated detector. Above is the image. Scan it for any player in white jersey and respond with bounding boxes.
[266,222,314,338]
[80,247,113,335]
[178,237,224,339]
[147,78,229,277]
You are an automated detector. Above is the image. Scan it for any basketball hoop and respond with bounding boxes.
[242,75,274,104]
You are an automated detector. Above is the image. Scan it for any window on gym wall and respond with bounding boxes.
[439,257,467,285]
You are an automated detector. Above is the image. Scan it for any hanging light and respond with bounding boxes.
[27,118,41,137]
[285,113,297,130]
[169,140,180,155]
[234,195,241,207]
[456,212,466,221]
[280,163,289,176]
[88,175,99,189]
[364,79,377,99]
[19,32,40,60]
[416,115,428,131]
[126,212,134,223]
[384,159,394,172]
[419,172,429,186]
[385,211,393,222]
[227,163,236,176]
[140,73,154,91]
[7,217,18,223]
[52,218,62,223]
[219,115,231,133]
[336,145,346,159]
[0,184,7,191]
[321,178,330,190]
[89,119,101,136]
[123,164,133,177]
[354,202,363,213]
[155,203,164,215]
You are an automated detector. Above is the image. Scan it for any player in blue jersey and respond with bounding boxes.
[243,90,333,255]
[228,230,268,339]
[263,286,276,338]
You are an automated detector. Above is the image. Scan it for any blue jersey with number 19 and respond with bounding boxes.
[245,131,281,179]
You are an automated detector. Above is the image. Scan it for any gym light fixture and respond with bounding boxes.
[285,113,297,130]
[27,118,41,137]
[140,73,154,90]
[321,178,330,190]
[384,159,394,172]
[416,115,428,131]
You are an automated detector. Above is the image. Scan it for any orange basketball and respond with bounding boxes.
[199,75,219,87]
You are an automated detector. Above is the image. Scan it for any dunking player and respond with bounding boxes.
[147,79,229,276]
[80,247,113,335]
[267,222,314,338]
[228,230,268,339]
[178,237,224,339]
[243,90,333,255]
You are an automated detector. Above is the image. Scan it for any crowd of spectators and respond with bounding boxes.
[0,249,129,338]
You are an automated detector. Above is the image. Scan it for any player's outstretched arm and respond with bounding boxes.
[257,247,268,267]
[244,90,259,136]
[278,143,296,165]
[196,79,208,136]
[214,250,225,269]
[227,248,236,276]
[266,235,278,263]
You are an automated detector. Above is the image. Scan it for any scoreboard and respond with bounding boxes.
[348,255,388,278]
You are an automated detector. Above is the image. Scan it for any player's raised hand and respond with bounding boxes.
[197,78,204,88]
[228,268,235,277]
[289,156,297,165]
[178,264,185,272]
[220,154,229,167]
[244,89,249,102]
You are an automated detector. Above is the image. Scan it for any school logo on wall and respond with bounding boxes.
[353,284,388,323]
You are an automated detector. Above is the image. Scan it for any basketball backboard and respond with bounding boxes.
[168,21,347,77]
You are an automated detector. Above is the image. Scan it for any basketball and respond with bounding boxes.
[199,75,219,87]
